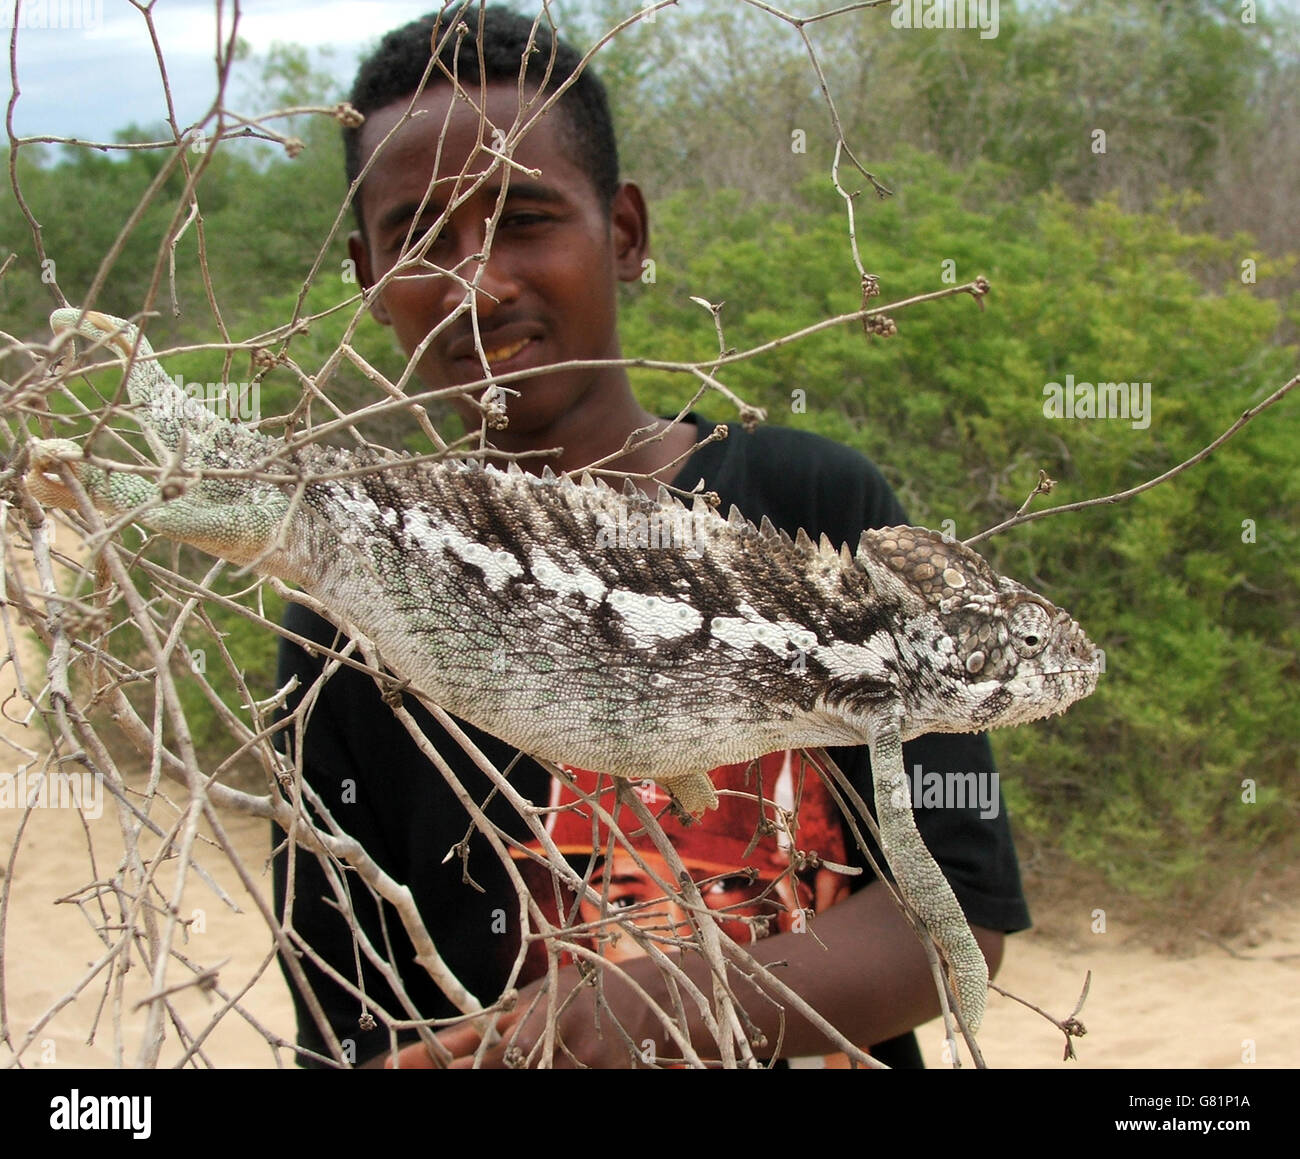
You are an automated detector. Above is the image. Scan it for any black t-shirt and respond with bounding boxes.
[272,416,1031,1068]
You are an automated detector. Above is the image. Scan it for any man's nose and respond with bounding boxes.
[434,230,521,320]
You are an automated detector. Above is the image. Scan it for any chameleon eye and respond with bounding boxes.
[1010,603,1051,657]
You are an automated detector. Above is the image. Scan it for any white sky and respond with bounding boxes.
[5,0,425,142]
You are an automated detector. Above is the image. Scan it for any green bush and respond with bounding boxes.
[619,150,1300,901]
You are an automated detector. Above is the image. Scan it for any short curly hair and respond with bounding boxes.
[344,5,620,229]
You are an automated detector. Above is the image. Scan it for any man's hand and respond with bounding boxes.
[386,960,669,1069]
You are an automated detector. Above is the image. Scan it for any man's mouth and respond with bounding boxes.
[478,337,532,366]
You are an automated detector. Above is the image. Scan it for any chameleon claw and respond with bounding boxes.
[24,438,86,508]
[660,772,720,821]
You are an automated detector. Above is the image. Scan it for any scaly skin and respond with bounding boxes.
[26,309,1103,1033]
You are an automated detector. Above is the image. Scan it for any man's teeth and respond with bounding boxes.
[482,338,530,364]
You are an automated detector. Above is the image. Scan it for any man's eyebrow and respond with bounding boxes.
[492,179,568,206]
[375,201,430,234]
[376,180,569,233]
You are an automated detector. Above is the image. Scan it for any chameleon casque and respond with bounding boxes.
[26,309,1102,1036]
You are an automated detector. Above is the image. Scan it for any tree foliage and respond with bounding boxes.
[619,149,1298,899]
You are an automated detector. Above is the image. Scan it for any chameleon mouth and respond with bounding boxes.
[1016,667,1101,688]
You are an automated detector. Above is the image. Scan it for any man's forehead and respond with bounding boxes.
[358,82,551,175]
[356,83,581,218]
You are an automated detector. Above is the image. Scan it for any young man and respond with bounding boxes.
[274,5,1029,1068]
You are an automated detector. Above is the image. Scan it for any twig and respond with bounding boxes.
[965,374,1300,547]
[989,973,1090,1062]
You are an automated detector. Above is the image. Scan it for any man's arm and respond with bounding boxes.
[392,883,1003,1067]
[737,882,1005,1055]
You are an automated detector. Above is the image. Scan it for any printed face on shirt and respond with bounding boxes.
[578,849,811,963]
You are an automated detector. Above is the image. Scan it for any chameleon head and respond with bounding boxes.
[856,526,1101,736]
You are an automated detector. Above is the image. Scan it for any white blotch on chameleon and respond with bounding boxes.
[530,555,606,603]
[607,589,702,643]
[326,485,386,547]
[403,507,523,591]
[708,605,816,659]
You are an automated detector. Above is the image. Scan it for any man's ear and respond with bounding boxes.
[348,231,391,325]
[609,182,649,283]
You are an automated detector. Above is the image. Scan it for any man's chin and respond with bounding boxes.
[449,399,554,448]
[479,382,589,443]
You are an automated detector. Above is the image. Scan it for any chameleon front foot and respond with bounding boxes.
[659,772,720,821]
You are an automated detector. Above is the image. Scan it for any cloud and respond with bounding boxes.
[8,1,412,141]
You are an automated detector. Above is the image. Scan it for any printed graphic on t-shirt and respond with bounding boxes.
[511,750,855,973]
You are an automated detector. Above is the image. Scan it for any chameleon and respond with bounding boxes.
[24,309,1102,1034]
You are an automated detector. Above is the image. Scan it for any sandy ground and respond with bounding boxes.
[2,611,1296,1070]
[921,905,1299,1069]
